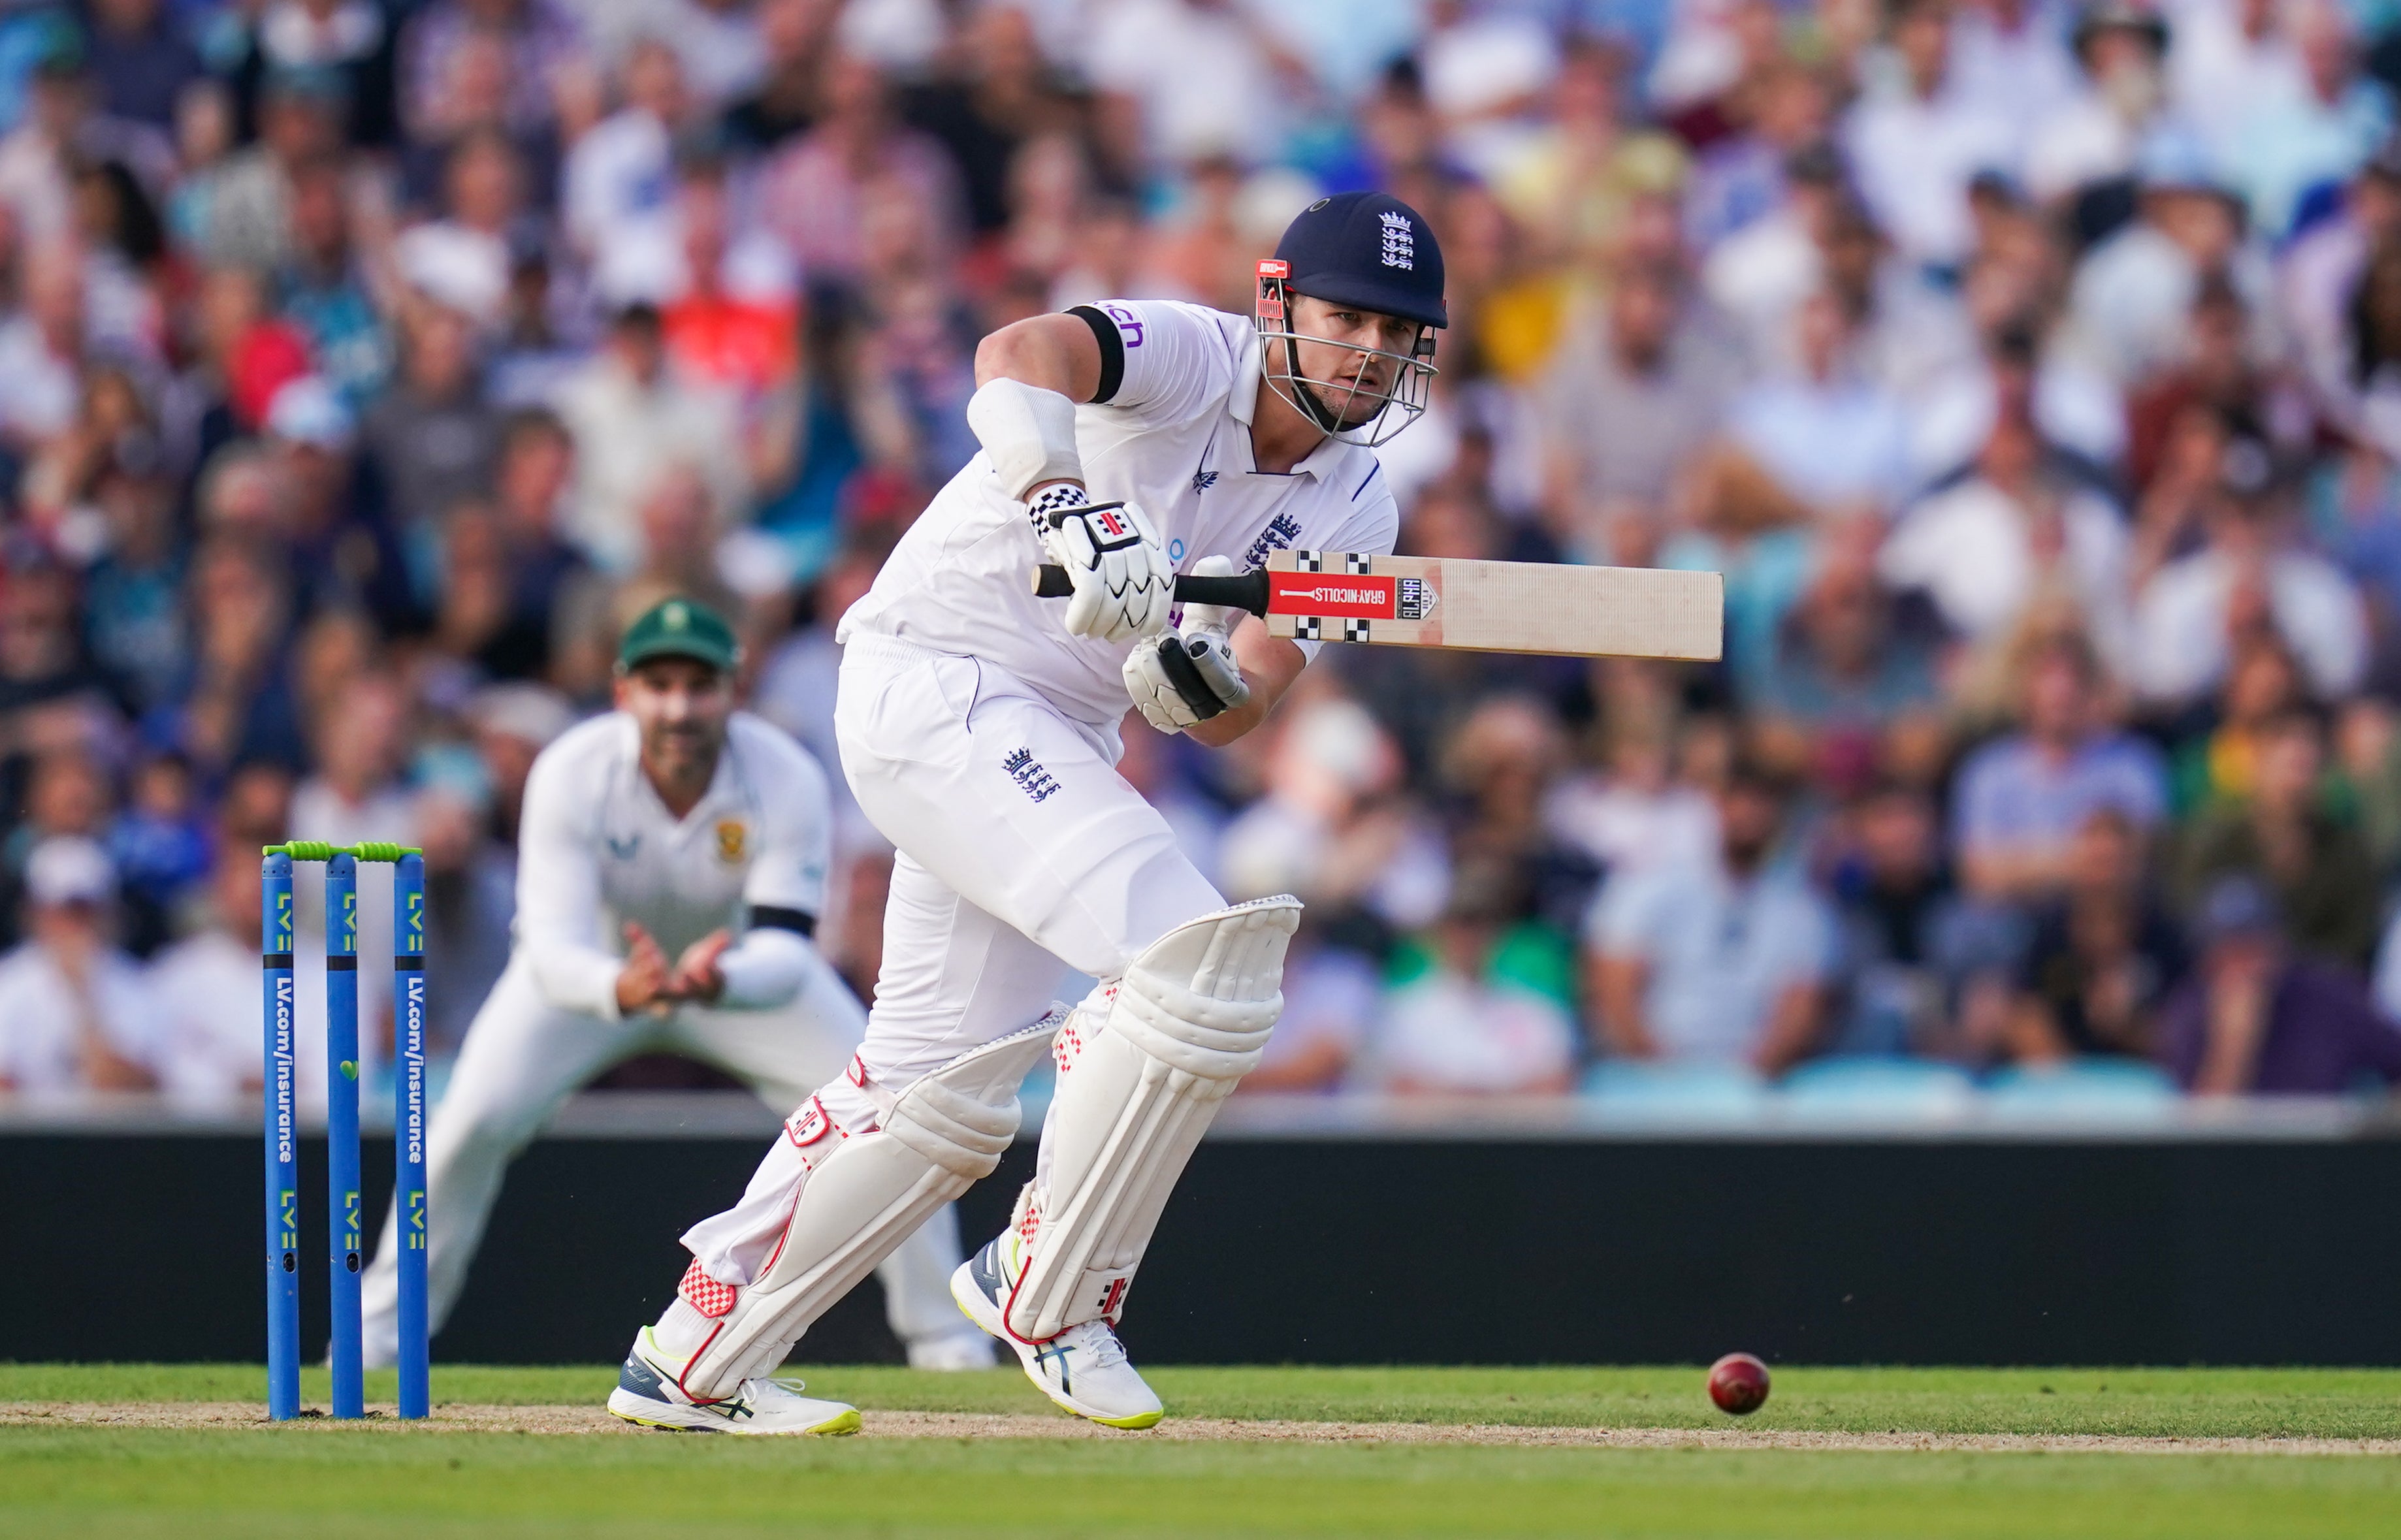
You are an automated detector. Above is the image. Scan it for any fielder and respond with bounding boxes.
[360,598,991,1371]
[605,192,1446,1434]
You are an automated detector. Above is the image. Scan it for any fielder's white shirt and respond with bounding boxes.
[515,711,833,1019]
[839,298,1404,728]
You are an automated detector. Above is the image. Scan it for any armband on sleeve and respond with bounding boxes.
[750,905,817,938]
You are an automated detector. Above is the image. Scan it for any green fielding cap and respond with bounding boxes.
[617,597,739,673]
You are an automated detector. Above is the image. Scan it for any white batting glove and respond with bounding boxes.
[1124,557,1251,733]
[1035,489,1174,642]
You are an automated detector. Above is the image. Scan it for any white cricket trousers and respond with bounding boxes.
[835,635,1225,1092]
[358,946,969,1365]
[662,635,1226,1304]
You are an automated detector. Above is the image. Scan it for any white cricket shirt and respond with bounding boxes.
[515,711,833,1018]
[837,298,1404,728]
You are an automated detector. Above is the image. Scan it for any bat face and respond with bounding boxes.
[1260,550,1722,660]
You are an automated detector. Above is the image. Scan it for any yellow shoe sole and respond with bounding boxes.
[608,1403,862,1436]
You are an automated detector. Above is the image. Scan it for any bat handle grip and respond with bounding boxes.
[1030,565,1270,618]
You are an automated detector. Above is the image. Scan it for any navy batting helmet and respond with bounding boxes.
[1255,192,1445,447]
[1272,191,1447,328]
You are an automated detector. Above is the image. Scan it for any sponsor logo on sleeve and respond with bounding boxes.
[1101,302,1144,347]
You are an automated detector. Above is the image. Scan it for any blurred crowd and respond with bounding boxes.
[6,0,2401,1111]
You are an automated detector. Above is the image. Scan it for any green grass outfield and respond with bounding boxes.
[6,1364,2399,1539]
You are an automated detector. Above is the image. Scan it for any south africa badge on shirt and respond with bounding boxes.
[715,819,747,863]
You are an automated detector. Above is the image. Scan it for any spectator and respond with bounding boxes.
[1366,858,1580,1095]
[201,64,349,272]
[1952,632,2168,903]
[1878,411,2133,660]
[1219,693,1449,940]
[464,680,575,848]
[1829,780,2013,1058]
[1085,0,1288,175]
[2169,635,2308,813]
[1751,526,1947,791]
[1841,0,2016,271]
[2158,876,2401,1093]
[2131,443,2368,707]
[722,0,835,154]
[2067,134,2263,389]
[2173,707,2381,969]
[552,301,745,571]
[400,0,590,149]
[0,562,121,745]
[563,35,688,280]
[2222,0,2392,243]
[1537,262,1737,546]
[622,461,739,618]
[899,5,1082,240]
[85,0,206,133]
[155,532,302,777]
[2014,807,2188,1061]
[276,150,392,409]
[82,465,185,711]
[393,127,528,324]
[758,49,965,285]
[147,842,293,1108]
[2023,2,2171,206]
[361,295,501,533]
[1438,696,1598,940]
[0,242,93,452]
[474,407,596,681]
[106,748,210,956]
[1547,690,1721,886]
[1586,754,1834,1071]
[2283,135,2401,438]
[1722,288,1914,515]
[225,0,402,150]
[0,836,155,1092]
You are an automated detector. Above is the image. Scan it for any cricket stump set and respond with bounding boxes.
[261,841,429,1421]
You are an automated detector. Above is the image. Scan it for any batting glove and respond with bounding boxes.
[1124,555,1251,733]
[1035,488,1174,642]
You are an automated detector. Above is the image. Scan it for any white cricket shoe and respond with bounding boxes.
[907,1328,997,1371]
[952,1236,1163,1430]
[605,1328,861,1436]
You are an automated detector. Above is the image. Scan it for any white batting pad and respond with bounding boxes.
[1005,896,1300,1342]
[674,1018,1057,1398]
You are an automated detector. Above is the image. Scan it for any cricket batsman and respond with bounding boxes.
[607,192,1446,1433]
[359,597,992,1372]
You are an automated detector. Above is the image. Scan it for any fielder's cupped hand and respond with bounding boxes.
[1040,495,1174,641]
[1124,554,1251,734]
[615,922,676,1017]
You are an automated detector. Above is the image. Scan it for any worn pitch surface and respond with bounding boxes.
[6,1365,2399,1538]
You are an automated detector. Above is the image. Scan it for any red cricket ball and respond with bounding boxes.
[1707,1353,1771,1415]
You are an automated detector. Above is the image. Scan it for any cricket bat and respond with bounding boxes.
[1032,550,1722,660]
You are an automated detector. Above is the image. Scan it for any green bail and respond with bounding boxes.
[259,842,425,863]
